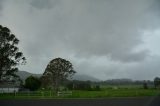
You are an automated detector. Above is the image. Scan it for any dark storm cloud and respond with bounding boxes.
[50,0,153,62]
[0,0,4,11]
[18,0,153,62]
[151,0,160,15]
[0,0,160,80]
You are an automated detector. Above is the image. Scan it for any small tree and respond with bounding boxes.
[94,85,101,91]
[42,58,76,92]
[154,77,160,89]
[143,81,148,89]
[25,76,41,91]
[0,25,26,81]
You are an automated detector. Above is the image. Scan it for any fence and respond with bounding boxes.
[0,88,19,93]
[0,90,72,98]
[57,91,72,96]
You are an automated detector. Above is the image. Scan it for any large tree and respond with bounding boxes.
[42,58,76,92]
[0,25,26,81]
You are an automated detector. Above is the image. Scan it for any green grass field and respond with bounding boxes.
[70,89,160,98]
[0,85,160,99]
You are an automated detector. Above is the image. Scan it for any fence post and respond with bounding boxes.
[41,91,44,98]
[57,91,59,96]
[50,90,51,97]
[14,91,16,97]
[28,91,30,97]
[136,90,138,96]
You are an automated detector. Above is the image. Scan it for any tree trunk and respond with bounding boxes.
[53,78,59,93]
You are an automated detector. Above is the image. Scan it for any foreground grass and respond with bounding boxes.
[0,88,160,99]
[70,89,160,98]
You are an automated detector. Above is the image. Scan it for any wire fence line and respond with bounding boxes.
[0,91,73,98]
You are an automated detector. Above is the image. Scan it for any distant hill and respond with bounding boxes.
[16,71,41,81]
[16,71,99,82]
[72,74,99,81]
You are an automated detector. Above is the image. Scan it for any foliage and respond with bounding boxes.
[143,82,148,89]
[42,58,76,92]
[40,75,53,89]
[154,77,160,88]
[94,85,101,91]
[0,25,26,81]
[25,76,41,91]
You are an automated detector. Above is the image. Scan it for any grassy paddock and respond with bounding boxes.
[0,88,160,99]
[69,89,160,98]
[101,84,148,89]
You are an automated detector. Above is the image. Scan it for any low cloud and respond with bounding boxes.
[0,0,160,80]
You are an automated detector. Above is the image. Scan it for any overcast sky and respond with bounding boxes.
[0,0,160,80]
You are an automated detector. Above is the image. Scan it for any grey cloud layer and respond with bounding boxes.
[0,0,160,80]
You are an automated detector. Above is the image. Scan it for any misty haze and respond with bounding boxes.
[1,0,160,106]
[0,0,160,81]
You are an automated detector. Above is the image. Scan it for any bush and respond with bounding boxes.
[143,82,148,89]
[25,76,41,91]
[94,85,101,91]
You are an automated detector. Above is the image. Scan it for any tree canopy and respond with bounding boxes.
[25,76,41,91]
[42,58,76,91]
[0,25,26,81]
[154,77,160,88]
